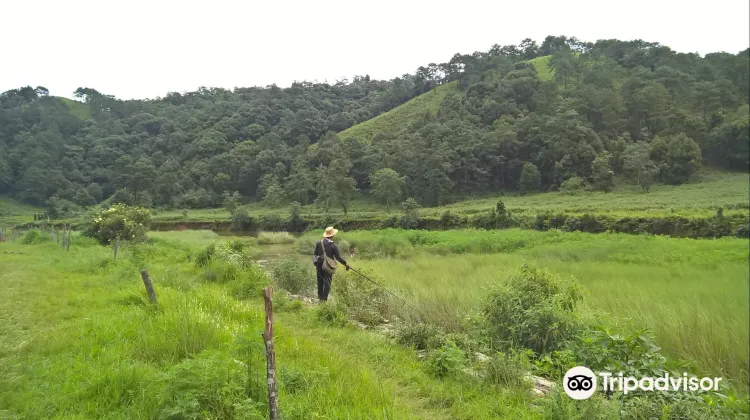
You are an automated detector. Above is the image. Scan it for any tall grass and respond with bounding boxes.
[0,233,546,419]
[330,230,750,388]
[256,231,296,245]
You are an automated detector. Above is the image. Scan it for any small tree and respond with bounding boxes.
[560,176,586,195]
[518,162,541,194]
[83,204,152,245]
[222,191,242,214]
[369,168,405,212]
[590,153,615,192]
[400,198,421,229]
[622,143,659,192]
[650,133,702,185]
[288,201,306,232]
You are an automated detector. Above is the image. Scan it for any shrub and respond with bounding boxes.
[336,268,393,326]
[570,325,694,381]
[482,264,583,354]
[271,257,314,295]
[288,201,307,232]
[257,231,296,245]
[259,213,283,231]
[315,302,349,327]
[560,176,586,195]
[396,323,444,350]
[231,209,252,231]
[22,229,49,244]
[425,341,466,379]
[400,198,421,230]
[83,204,151,245]
[228,265,269,300]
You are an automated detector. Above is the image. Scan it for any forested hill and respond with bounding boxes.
[1,36,748,217]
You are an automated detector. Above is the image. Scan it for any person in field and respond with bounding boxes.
[312,226,350,302]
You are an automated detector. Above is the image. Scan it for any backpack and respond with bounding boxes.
[318,240,338,274]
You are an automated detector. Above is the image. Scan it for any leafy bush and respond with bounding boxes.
[230,208,252,231]
[257,231,296,244]
[228,265,270,300]
[482,264,583,354]
[22,229,49,244]
[395,323,444,350]
[400,198,421,229]
[425,341,466,378]
[570,325,694,381]
[560,176,586,195]
[271,257,314,295]
[83,204,151,245]
[259,213,283,231]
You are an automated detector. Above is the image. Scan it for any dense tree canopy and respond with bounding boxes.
[1,35,748,217]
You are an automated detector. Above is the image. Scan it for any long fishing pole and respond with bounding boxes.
[346,266,418,309]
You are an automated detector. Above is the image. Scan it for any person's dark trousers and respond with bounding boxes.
[316,265,332,301]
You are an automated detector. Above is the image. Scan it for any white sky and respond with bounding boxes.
[2,0,749,100]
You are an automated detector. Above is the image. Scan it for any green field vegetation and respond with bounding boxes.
[338,81,460,144]
[0,232,613,420]
[2,226,747,418]
[0,196,43,225]
[294,229,750,389]
[148,171,749,223]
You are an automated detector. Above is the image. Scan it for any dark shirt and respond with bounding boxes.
[313,238,347,267]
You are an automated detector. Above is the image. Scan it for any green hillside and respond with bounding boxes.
[338,81,460,144]
[528,55,553,81]
[339,55,554,144]
[57,97,92,119]
[0,196,42,225]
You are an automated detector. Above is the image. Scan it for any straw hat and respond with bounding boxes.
[323,226,338,238]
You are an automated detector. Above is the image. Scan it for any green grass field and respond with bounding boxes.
[294,229,750,389]
[3,226,746,418]
[0,233,559,419]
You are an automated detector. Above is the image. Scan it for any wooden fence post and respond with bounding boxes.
[113,238,120,261]
[262,287,279,420]
[65,228,71,251]
[139,270,158,304]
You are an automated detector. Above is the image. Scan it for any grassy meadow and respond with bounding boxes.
[0,231,560,420]
[295,229,750,389]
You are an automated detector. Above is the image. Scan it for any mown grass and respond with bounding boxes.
[0,232,552,419]
[338,81,460,144]
[296,229,750,389]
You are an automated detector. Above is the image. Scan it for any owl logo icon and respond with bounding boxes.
[563,366,597,399]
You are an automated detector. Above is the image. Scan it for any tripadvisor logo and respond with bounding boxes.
[563,366,722,399]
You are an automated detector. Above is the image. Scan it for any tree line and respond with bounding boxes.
[0,35,747,217]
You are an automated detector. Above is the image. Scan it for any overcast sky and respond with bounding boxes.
[2,0,749,100]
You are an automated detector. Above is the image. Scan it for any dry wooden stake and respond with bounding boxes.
[262,286,279,420]
[139,270,158,304]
